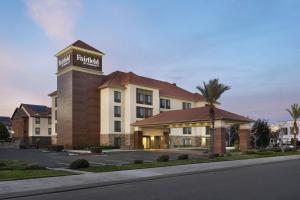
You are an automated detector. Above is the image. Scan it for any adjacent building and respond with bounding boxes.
[49,40,252,154]
[0,116,12,137]
[272,121,300,144]
[11,104,52,147]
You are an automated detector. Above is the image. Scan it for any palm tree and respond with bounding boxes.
[286,103,300,150]
[197,79,230,155]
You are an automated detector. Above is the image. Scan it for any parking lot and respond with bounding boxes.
[0,148,205,168]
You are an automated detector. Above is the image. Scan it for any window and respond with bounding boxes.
[114,91,121,103]
[35,128,40,135]
[166,99,170,109]
[35,117,40,124]
[183,138,192,146]
[55,97,58,107]
[48,117,52,125]
[183,127,192,134]
[136,107,153,118]
[160,99,171,109]
[55,123,57,133]
[205,126,210,135]
[114,106,121,117]
[282,128,288,135]
[182,102,191,109]
[48,128,52,135]
[55,110,57,120]
[145,95,152,105]
[114,121,121,132]
[136,89,152,105]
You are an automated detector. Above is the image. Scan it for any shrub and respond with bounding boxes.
[48,145,64,152]
[244,150,257,154]
[208,153,219,159]
[24,164,46,170]
[90,147,102,154]
[177,154,189,160]
[0,123,9,140]
[70,159,90,169]
[134,160,144,164]
[157,155,169,162]
[225,152,232,157]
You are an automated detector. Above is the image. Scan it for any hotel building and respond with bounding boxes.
[49,40,252,154]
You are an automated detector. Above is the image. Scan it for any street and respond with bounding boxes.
[9,159,300,200]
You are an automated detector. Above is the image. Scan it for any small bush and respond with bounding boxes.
[244,150,257,154]
[177,154,189,160]
[208,153,220,159]
[134,160,144,164]
[70,159,90,169]
[24,164,46,170]
[19,143,26,149]
[157,155,169,162]
[90,147,102,154]
[225,152,232,157]
[48,145,64,152]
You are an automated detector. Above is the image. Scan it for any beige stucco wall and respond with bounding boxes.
[51,95,58,136]
[100,83,207,138]
[169,127,206,137]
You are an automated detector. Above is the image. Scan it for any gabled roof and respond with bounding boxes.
[71,40,105,54]
[55,40,105,56]
[98,71,204,102]
[21,104,51,117]
[12,104,51,119]
[132,106,252,127]
[0,116,11,126]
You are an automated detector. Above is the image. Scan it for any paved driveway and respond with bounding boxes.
[0,148,204,168]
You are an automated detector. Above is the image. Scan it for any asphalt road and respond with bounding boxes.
[9,159,300,200]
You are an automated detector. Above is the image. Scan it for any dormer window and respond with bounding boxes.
[182,102,191,109]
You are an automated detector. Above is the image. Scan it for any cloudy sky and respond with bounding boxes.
[0,0,300,122]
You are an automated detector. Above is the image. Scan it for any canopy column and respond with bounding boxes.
[239,123,251,152]
[213,120,226,155]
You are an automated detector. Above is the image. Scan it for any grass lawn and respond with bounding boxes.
[0,160,76,181]
[0,169,76,181]
[81,151,300,173]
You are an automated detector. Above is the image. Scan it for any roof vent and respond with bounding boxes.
[172,83,176,86]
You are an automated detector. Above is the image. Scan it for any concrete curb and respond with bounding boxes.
[1,155,300,199]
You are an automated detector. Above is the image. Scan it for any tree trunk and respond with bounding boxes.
[294,121,298,151]
[209,106,215,155]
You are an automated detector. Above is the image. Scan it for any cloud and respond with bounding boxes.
[25,0,81,43]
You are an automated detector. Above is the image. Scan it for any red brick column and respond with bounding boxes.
[213,128,226,155]
[240,128,250,152]
[134,131,143,149]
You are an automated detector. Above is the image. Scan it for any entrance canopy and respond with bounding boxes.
[132,106,252,128]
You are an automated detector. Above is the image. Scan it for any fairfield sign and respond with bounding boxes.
[58,54,71,67]
[76,53,99,67]
[57,50,102,70]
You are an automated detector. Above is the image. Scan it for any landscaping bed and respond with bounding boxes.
[81,151,300,173]
[0,160,76,181]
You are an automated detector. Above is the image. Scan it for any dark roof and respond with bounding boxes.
[132,107,252,126]
[71,40,105,54]
[99,71,204,102]
[0,116,11,126]
[48,91,57,96]
[21,104,51,118]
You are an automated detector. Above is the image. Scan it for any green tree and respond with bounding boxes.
[286,103,300,150]
[227,124,240,147]
[251,119,270,148]
[197,79,230,155]
[0,122,9,140]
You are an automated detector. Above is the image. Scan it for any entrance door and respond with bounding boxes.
[142,137,150,149]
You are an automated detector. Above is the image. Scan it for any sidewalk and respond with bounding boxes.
[1,155,300,199]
